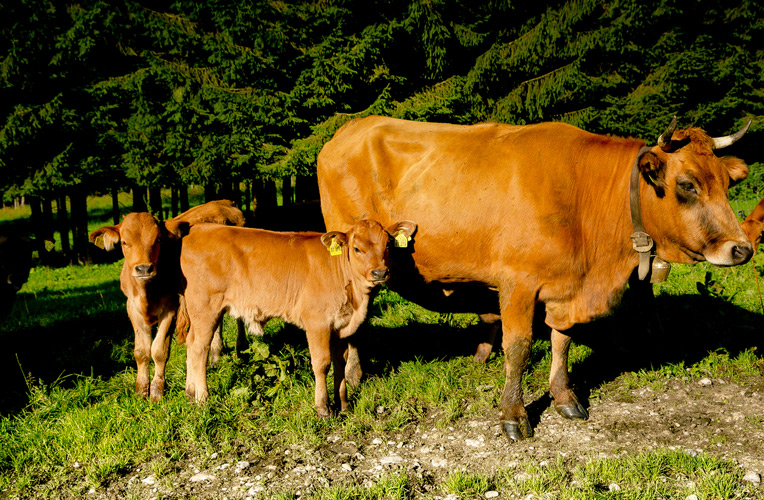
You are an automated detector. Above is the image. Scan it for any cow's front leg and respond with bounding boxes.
[128,303,152,398]
[305,327,332,418]
[549,328,587,420]
[149,311,175,402]
[331,335,349,412]
[498,284,536,441]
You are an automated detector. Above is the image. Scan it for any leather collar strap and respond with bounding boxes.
[630,146,655,280]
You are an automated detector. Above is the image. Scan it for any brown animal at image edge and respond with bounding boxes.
[176,219,415,417]
[88,200,246,401]
[317,115,753,442]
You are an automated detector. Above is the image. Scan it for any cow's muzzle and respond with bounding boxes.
[707,240,753,267]
[370,268,389,284]
[133,264,156,280]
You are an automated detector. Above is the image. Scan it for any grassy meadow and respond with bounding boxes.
[0,195,763,499]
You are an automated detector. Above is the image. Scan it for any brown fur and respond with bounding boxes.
[742,197,764,252]
[178,219,415,417]
[317,115,752,436]
[89,200,245,401]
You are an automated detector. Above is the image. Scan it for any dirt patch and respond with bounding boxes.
[86,375,764,499]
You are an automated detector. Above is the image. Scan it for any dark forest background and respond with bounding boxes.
[2,0,762,262]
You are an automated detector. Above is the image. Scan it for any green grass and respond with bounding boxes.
[1,197,764,498]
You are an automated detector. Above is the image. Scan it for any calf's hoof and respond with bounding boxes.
[555,402,588,420]
[345,362,362,388]
[135,382,149,399]
[501,419,534,442]
[316,407,332,419]
[150,380,165,402]
[472,342,492,363]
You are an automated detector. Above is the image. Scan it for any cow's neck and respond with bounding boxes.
[544,141,646,330]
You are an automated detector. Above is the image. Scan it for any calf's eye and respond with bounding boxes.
[678,181,696,194]
[353,247,362,254]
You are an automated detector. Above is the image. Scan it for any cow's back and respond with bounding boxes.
[318,115,637,292]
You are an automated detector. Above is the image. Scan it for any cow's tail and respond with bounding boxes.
[176,295,190,344]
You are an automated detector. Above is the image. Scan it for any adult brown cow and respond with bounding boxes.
[317,115,753,441]
[89,200,246,401]
[177,219,415,416]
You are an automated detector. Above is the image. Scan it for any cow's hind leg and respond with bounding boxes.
[498,284,536,441]
[549,329,588,420]
[209,324,224,368]
[149,310,175,401]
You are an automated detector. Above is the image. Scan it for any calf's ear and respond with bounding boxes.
[164,220,190,239]
[321,231,348,248]
[387,220,417,239]
[89,226,121,251]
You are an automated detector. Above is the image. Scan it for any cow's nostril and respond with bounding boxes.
[732,244,753,264]
[135,264,154,276]
[371,268,389,280]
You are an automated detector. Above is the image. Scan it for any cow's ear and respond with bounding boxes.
[164,220,190,240]
[638,151,667,190]
[720,156,749,186]
[320,231,347,248]
[387,220,417,239]
[89,226,121,251]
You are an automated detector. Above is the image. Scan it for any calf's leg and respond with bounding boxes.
[549,328,587,419]
[473,313,501,363]
[331,335,349,412]
[184,310,219,403]
[498,283,536,441]
[305,326,333,418]
[127,303,152,398]
[149,310,175,401]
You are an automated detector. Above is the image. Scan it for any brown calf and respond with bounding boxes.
[742,197,764,252]
[89,200,245,401]
[177,219,416,416]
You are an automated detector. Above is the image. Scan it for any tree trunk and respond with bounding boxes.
[230,181,241,208]
[171,185,179,217]
[132,184,147,212]
[204,183,217,202]
[57,196,71,258]
[70,189,89,264]
[149,186,163,218]
[111,186,120,225]
[243,181,252,217]
[180,185,190,213]
[295,175,319,203]
[282,176,294,206]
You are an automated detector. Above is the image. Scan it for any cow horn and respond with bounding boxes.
[656,116,677,151]
[711,118,752,150]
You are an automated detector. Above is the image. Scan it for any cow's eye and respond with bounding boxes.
[679,182,696,193]
[353,247,362,254]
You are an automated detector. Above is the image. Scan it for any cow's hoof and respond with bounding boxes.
[135,383,149,399]
[316,407,332,419]
[502,419,534,441]
[555,403,588,420]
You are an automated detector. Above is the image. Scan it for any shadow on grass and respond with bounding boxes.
[346,284,764,424]
[0,280,134,414]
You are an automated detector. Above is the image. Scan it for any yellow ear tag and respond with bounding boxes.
[328,237,342,256]
[93,235,105,249]
[394,231,410,248]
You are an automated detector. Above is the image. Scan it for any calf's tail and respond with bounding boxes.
[176,295,190,344]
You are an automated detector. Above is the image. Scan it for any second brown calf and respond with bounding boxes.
[177,219,416,416]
